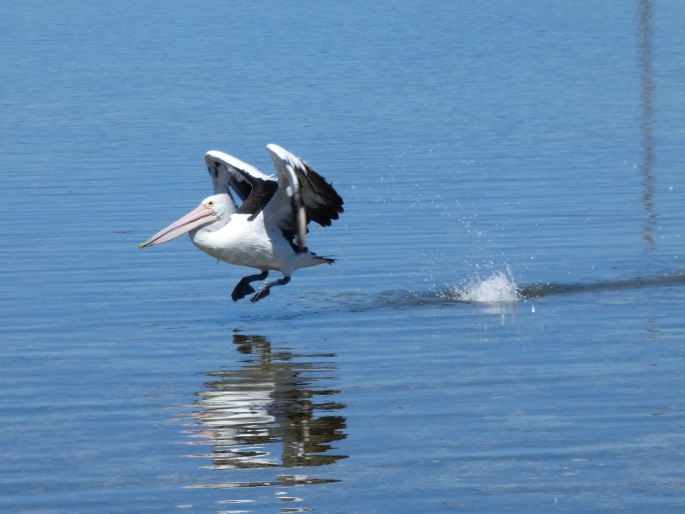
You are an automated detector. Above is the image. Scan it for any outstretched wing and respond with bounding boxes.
[204,151,278,220]
[265,144,344,252]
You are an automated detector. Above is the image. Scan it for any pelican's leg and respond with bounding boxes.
[231,271,269,302]
[250,276,291,303]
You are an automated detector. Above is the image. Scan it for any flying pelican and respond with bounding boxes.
[139,144,344,303]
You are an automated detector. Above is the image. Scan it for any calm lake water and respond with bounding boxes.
[2,1,685,513]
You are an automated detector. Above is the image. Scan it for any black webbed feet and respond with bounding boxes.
[231,271,269,302]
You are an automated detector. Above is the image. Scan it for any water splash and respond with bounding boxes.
[447,270,519,303]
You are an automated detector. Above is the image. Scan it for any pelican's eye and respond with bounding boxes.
[206,200,215,208]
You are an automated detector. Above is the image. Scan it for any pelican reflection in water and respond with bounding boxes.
[184,333,347,479]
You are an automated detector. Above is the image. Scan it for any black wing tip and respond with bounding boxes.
[298,163,345,227]
[268,145,344,227]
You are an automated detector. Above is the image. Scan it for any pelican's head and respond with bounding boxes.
[139,194,232,248]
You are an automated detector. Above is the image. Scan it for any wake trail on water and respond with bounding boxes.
[287,270,685,315]
[434,269,685,304]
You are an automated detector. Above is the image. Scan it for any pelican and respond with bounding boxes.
[139,144,344,303]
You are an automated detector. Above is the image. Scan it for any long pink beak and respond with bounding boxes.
[139,204,218,248]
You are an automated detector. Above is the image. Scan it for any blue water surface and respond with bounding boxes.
[1,1,684,513]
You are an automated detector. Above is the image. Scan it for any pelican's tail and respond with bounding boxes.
[318,256,335,265]
[311,252,335,266]
[294,250,335,270]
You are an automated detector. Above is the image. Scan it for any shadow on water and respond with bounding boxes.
[182,332,347,490]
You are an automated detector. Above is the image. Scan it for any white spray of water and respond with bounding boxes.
[452,270,519,303]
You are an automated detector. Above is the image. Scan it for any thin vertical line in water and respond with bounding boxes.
[637,0,657,250]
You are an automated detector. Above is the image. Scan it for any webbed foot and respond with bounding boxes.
[250,276,291,303]
[231,271,269,302]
